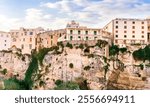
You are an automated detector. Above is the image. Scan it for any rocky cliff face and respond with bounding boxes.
[0,43,150,90]
[0,51,30,80]
[32,44,149,90]
[33,44,107,89]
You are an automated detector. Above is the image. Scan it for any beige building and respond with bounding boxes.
[10,27,44,54]
[147,18,150,43]
[58,20,111,42]
[0,31,11,51]
[103,18,148,47]
[36,29,65,51]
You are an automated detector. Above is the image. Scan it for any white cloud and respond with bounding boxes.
[1,0,150,31]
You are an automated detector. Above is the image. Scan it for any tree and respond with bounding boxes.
[66,42,73,49]
[109,44,119,56]
[119,47,127,53]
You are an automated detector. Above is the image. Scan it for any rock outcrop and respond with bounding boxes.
[0,51,30,80]
[107,70,146,90]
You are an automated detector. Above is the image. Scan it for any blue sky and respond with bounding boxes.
[0,0,150,31]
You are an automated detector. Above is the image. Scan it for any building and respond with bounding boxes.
[10,27,44,54]
[58,20,111,42]
[103,18,148,47]
[147,18,150,43]
[0,31,11,51]
[36,29,66,51]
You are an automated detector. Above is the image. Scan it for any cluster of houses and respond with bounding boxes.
[0,18,150,55]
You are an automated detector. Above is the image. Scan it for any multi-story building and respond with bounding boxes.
[103,18,148,47]
[36,29,65,51]
[0,31,11,51]
[58,20,111,42]
[147,18,150,43]
[10,27,44,54]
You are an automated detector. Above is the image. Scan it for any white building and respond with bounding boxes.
[103,18,148,47]
[58,20,111,42]
[0,31,11,51]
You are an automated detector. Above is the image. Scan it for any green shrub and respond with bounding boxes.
[79,44,84,49]
[24,55,38,89]
[84,66,91,71]
[139,64,144,70]
[66,42,73,49]
[88,54,94,58]
[84,48,90,53]
[55,80,63,86]
[119,47,127,53]
[4,78,24,90]
[54,81,80,90]
[0,69,7,75]
[57,42,64,48]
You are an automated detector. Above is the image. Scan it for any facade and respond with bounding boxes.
[147,18,150,43]
[58,20,111,42]
[103,18,148,47]
[10,27,44,54]
[0,31,11,51]
[36,29,66,51]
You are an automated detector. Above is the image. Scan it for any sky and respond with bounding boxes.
[0,0,150,31]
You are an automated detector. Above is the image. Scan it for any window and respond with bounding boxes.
[142,31,144,34]
[124,35,127,38]
[124,31,127,33]
[5,40,7,42]
[29,44,32,49]
[86,37,88,40]
[116,30,118,33]
[21,44,24,49]
[30,32,33,35]
[115,35,118,38]
[132,21,135,24]
[25,32,27,35]
[51,35,53,39]
[30,38,32,42]
[70,30,73,34]
[23,38,25,42]
[70,36,73,40]
[85,31,88,35]
[78,36,81,39]
[124,40,126,44]
[124,26,127,29]
[132,35,135,38]
[124,21,127,24]
[132,31,135,33]
[4,44,6,46]
[116,26,118,29]
[115,40,118,43]
[13,38,16,42]
[142,35,144,38]
[94,31,97,35]
[142,26,144,29]
[64,36,66,39]
[116,21,118,24]
[132,26,135,29]
[59,34,61,37]
[142,22,144,24]
[78,30,81,35]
